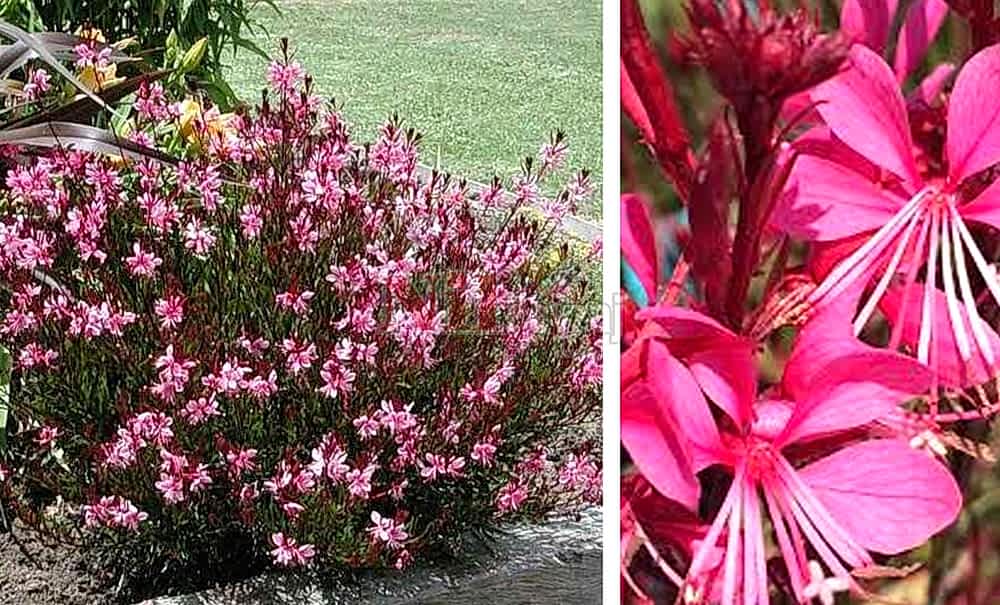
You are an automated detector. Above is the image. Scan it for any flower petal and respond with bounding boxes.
[946,43,1000,183]
[622,339,725,509]
[908,63,955,107]
[622,193,658,305]
[798,439,961,554]
[813,45,920,185]
[779,303,930,445]
[880,284,1000,388]
[621,374,700,511]
[958,177,1000,231]
[840,0,899,53]
[647,339,725,464]
[636,306,756,426]
[779,348,930,446]
[893,0,949,81]
[774,154,906,241]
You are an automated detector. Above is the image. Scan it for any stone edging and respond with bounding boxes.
[141,507,602,605]
[414,162,602,243]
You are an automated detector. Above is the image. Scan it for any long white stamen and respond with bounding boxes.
[810,194,926,304]
[954,211,1000,316]
[685,466,743,590]
[640,535,685,586]
[742,480,760,605]
[949,208,995,365]
[779,486,855,585]
[853,210,924,334]
[940,211,973,359]
[763,485,807,601]
[918,208,941,364]
[775,458,872,568]
[890,216,932,350]
[722,482,743,605]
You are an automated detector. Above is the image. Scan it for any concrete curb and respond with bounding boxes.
[141,507,601,605]
[414,162,603,243]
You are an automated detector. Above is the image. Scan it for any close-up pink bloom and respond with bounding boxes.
[622,2,1000,601]
[624,307,961,603]
[776,41,1000,390]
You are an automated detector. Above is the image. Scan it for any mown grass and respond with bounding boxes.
[224,0,602,217]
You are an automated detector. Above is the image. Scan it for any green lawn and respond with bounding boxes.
[224,0,602,217]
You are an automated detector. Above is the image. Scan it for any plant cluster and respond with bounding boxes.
[0,44,601,598]
[622,0,1000,603]
[0,0,268,104]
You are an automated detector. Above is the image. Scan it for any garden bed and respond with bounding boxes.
[0,508,600,604]
[0,522,113,604]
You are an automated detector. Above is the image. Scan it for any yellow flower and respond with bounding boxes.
[77,63,123,92]
[74,26,106,43]
[177,98,202,138]
[177,98,236,143]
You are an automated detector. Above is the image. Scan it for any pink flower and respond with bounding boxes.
[538,135,568,174]
[183,218,216,256]
[244,370,279,400]
[151,345,196,402]
[269,532,316,567]
[624,306,962,602]
[82,496,148,532]
[346,463,376,499]
[239,204,263,238]
[309,433,349,483]
[388,302,446,367]
[318,357,356,399]
[367,511,409,550]
[839,0,949,83]
[23,68,51,101]
[394,549,413,570]
[470,441,497,467]
[73,42,111,69]
[558,453,599,490]
[136,81,171,121]
[775,43,1000,389]
[153,295,185,331]
[419,453,447,482]
[124,242,162,278]
[353,414,380,439]
[17,343,58,369]
[281,338,317,375]
[275,289,314,315]
[154,474,185,504]
[182,396,221,425]
[214,358,251,394]
[266,61,305,94]
[34,425,59,448]
[496,481,527,513]
[377,400,418,435]
[186,463,213,493]
[224,447,258,476]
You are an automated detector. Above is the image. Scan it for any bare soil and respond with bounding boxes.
[0,524,113,605]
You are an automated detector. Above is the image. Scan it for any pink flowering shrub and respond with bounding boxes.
[0,48,601,597]
[623,0,1000,603]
